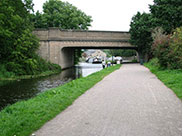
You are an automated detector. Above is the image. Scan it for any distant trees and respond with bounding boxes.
[33,0,92,30]
[103,49,136,57]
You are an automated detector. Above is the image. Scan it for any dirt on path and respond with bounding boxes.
[34,64,182,136]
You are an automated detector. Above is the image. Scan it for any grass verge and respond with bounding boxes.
[0,64,121,136]
[145,60,182,99]
[0,70,61,81]
[0,61,61,81]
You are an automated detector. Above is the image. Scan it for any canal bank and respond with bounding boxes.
[0,64,120,136]
[0,63,103,110]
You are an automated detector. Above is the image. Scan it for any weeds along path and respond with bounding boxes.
[35,64,182,136]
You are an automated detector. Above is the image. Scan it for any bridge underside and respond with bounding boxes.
[38,41,137,69]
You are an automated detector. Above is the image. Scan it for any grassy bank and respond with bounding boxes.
[0,65,121,136]
[0,60,61,81]
[145,59,182,99]
[0,69,61,87]
[0,70,61,81]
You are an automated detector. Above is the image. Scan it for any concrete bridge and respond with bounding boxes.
[34,28,136,69]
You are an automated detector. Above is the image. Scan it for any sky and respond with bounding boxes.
[32,0,154,31]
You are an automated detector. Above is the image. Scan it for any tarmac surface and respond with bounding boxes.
[34,64,182,136]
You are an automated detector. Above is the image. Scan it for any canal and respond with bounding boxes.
[0,63,103,110]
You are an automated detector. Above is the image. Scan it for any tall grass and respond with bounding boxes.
[0,65,121,136]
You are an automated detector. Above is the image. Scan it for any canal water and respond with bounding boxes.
[0,63,103,110]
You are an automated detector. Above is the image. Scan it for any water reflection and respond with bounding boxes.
[0,63,102,110]
[76,63,102,77]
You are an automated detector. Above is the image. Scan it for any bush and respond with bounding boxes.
[1,55,61,78]
[0,64,15,78]
[152,27,182,69]
[6,62,26,75]
[152,28,171,68]
[168,27,182,69]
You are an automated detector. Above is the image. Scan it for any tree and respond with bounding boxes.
[0,0,60,76]
[150,0,182,33]
[119,50,136,57]
[152,27,182,69]
[0,0,35,62]
[104,49,136,57]
[33,0,92,30]
[129,12,154,60]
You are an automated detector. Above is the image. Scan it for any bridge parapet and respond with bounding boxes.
[34,28,130,42]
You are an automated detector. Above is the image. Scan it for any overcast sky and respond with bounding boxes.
[32,0,154,31]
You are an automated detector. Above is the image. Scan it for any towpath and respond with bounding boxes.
[34,64,182,136]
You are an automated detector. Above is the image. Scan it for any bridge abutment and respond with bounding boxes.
[38,41,74,69]
[60,47,74,69]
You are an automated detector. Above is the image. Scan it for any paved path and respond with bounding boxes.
[34,64,182,136]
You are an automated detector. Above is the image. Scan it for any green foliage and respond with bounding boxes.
[0,0,61,77]
[0,64,15,79]
[129,0,182,61]
[150,0,182,33]
[152,27,171,68]
[74,49,83,64]
[129,12,154,56]
[118,49,136,57]
[0,0,33,61]
[145,59,182,98]
[131,59,138,63]
[0,65,121,136]
[152,27,182,69]
[6,29,40,75]
[146,58,160,68]
[104,49,136,57]
[33,0,92,30]
[169,27,182,69]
